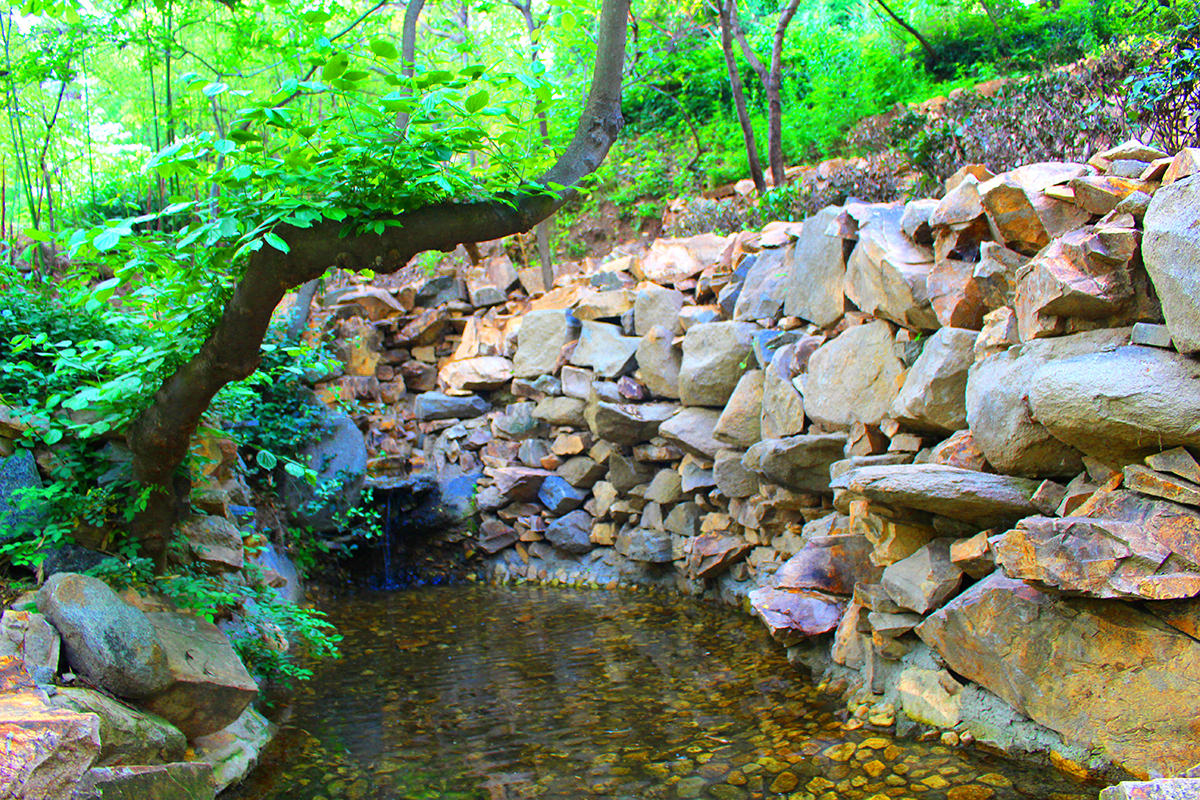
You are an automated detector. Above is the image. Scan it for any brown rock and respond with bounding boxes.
[929,430,990,472]
[918,573,1200,777]
[1070,175,1158,215]
[439,356,514,392]
[177,516,243,573]
[849,501,939,567]
[882,538,964,614]
[687,535,752,579]
[138,613,257,740]
[979,175,1049,254]
[832,464,1041,527]
[774,534,882,595]
[748,587,844,644]
[1125,464,1200,507]
[490,467,553,501]
[1164,148,1200,184]
[1146,447,1200,484]
[0,689,101,798]
[949,531,994,578]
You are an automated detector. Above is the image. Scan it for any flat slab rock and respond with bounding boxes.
[1102,779,1200,800]
[748,587,844,645]
[831,464,1041,527]
[994,489,1200,600]
[918,573,1200,778]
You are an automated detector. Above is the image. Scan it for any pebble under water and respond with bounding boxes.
[227,585,1100,800]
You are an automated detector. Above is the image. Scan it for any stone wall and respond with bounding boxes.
[320,143,1200,785]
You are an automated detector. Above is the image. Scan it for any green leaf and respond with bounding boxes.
[284,462,307,478]
[321,53,349,81]
[263,232,290,253]
[203,82,229,97]
[23,227,52,243]
[93,228,122,251]
[93,276,121,302]
[256,450,279,471]
[465,89,489,114]
[303,10,332,23]
[42,429,63,445]
[370,39,399,59]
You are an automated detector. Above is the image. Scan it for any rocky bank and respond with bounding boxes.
[306,141,1200,792]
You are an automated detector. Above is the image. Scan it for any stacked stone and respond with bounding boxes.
[299,143,1200,784]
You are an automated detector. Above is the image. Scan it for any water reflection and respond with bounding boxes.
[227,585,1098,800]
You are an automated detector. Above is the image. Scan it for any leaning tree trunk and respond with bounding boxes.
[125,0,632,572]
[765,0,800,187]
[719,0,766,193]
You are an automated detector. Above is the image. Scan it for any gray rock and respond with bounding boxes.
[414,392,490,421]
[658,407,723,459]
[537,476,589,515]
[616,529,673,563]
[644,470,685,505]
[882,539,964,614]
[1142,175,1200,347]
[585,400,677,446]
[783,206,849,326]
[803,321,904,430]
[70,763,216,800]
[556,456,606,489]
[49,687,186,768]
[890,327,978,433]
[636,326,682,399]
[545,510,595,554]
[743,434,847,493]
[477,519,518,554]
[844,204,939,330]
[606,454,655,493]
[1029,345,1200,466]
[514,309,579,378]
[678,322,757,407]
[518,438,551,468]
[0,609,60,686]
[178,515,243,573]
[532,397,588,428]
[665,502,702,537]
[0,449,40,538]
[713,371,763,448]
[1101,779,1200,800]
[570,321,640,378]
[38,573,171,699]
[190,706,273,793]
[560,366,594,399]
[733,246,789,321]
[138,613,258,739]
[714,449,759,498]
[832,464,1041,527]
[493,402,546,441]
[634,285,685,336]
[680,459,716,492]
[965,329,1129,477]
[760,343,806,440]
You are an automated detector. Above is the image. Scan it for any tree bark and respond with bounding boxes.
[718,0,766,193]
[730,0,799,188]
[126,0,631,571]
[871,0,939,69]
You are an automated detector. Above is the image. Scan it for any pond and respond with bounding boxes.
[227,585,1099,800]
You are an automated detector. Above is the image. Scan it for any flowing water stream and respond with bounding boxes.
[227,585,1100,800]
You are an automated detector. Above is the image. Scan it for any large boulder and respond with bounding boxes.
[138,613,258,740]
[965,328,1129,477]
[280,413,367,532]
[190,706,274,793]
[1144,175,1200,354]
[803,321,905,430]
[634,286,685,336]
[774,535,880,595]
[677,322,757,407]
[918,573,1200,777]
[513,309,579,378]
[832,464,1040,527]
[733,247,789,321]
[636,326,682,399]
[70,763,216,800]
[713,371,763,448]
[658,407,723,459]
[749,587,844,644]
[783,206,849,326]
[844,204,938,330]
[414,392,490,421]
[890,327,977,433]
[760,343,806,439]
[1028,345,1200,467]
[0,683,101,799]
[743,434,846,493]
[49,688,186,767]
[881,538,964,613]
[570,321,640,379]
[544,510,595,554]
[38,573,171,699]
[994,489,1200,600]
[585,401,677,446]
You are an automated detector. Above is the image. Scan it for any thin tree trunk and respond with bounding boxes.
[871,0,938,68]
[396,0,426,131]
[765,0,801,187]
[719,0,766,192]
[285,279,321,343]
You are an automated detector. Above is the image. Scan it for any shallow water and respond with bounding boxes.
[227,585,1098,800]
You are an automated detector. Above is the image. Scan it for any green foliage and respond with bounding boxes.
[1125,19,1200,151]
[86,555,341,687]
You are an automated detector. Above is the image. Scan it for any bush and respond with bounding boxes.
[1125,20,1200,151]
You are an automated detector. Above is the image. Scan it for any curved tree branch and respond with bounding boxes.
[127,0,632,569]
